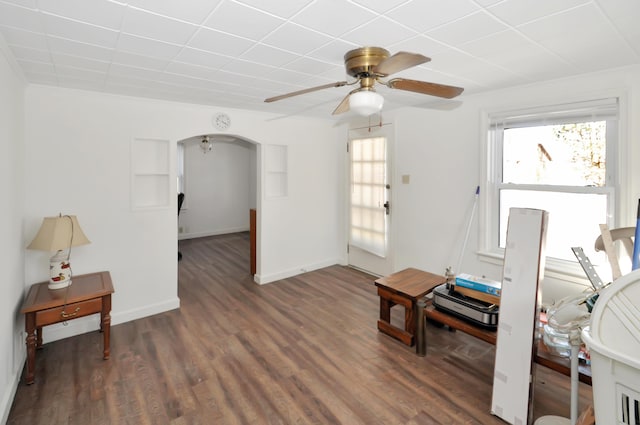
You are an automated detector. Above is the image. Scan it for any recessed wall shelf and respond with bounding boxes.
[265,144,288,199]
[131,138,170,210]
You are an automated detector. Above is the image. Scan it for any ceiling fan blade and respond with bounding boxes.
[265,81,348,103]
[332,93,351,115]
[386,78,464,99]
[373,52,430,76]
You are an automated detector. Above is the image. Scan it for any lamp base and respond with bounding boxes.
[49,250,71,290]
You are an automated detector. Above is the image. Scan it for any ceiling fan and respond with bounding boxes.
[264,46,464,116]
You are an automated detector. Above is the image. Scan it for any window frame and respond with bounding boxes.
[479,96,627,281]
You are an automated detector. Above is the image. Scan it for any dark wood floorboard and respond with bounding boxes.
[8,232,593,424]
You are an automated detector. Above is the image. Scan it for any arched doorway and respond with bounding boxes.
[177,134,260,277]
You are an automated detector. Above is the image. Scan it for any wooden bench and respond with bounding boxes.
[424,303,592,385]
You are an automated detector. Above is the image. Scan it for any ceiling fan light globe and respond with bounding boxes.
[350,91,384,116]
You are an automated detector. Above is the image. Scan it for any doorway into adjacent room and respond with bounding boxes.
[177,134,258,276]
[347,125,393,276]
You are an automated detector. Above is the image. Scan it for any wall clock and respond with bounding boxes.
[213,112,231,131]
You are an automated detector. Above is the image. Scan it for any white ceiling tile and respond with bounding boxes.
[0,26,47,50]
[156,72,218,90]
[51,51,110,72]
[388,35,449,57]
[116,33,182,61]
[0,2,42,32]
[597,0,640,57]
[262,23,333,55]
[55,64,106,82]
[17,59,55,74]
[474,0,502,6]
[202,1,285,41]
[174,47,231,70]
[283,57,338,75]
[386,0,480,33]
[123,0,222,25]
[109,63,162,80]
[341,16,418,47]
[487,0,590,27]
[234,0,313,19]
[350,0,410,14]
[112,51,169,71]
[165,61,216,80]
[426,11,509,46]
[24,72,58,84]
[1,0,37,8]
[121,7,198,45]
[240,44,299,67]
[0,0,637,118]
[42,13,119,48]
[461,30,573,79]
[264,68,314,86]
[187,28,255,57]
[220,59,277,78]
[48,36,114,62]
[306,40,360,64]
[56,76,103,90]
[518,4,634,66]
[291,0,378,37]
[318,66,350,81]
[105,73,166,90]
[10,45,49,62]
[37,0,126,30]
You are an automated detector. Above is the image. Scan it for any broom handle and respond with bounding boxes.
[455,186,479,275]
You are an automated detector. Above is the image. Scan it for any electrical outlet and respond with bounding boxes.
[179,226,184,233]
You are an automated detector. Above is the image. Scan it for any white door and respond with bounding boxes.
[347,126,393,276]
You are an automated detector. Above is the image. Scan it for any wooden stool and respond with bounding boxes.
[374,268,446,346]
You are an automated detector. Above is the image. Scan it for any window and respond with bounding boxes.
[350,136,388,258]
[483,98,619,266]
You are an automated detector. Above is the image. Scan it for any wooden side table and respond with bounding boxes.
[374,268,446,346]
[20,271,114,384]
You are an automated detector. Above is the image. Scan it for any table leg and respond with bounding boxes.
[36,327,43,349]
[405,301,416,336]
[102,294,111,360]
[415,300,426,356]
[379,297,392,323]
[24,313,36,384]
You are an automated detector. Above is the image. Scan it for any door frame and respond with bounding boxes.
[346,123,394,276]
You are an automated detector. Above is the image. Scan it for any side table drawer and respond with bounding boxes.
[35,298,103,327]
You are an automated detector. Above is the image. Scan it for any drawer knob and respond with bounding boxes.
[61,307,81,318]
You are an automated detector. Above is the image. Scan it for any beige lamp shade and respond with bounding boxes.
[28,215,90,289]
[27,215,90,252]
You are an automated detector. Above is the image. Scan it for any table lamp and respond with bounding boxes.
[27,214,90,290]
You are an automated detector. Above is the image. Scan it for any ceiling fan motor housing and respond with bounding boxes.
[344,47,390,78]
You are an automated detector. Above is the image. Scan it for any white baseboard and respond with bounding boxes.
[254,258,341,284]
[1,365,22,425]
[178,227,249,240]
[112,297,180,325]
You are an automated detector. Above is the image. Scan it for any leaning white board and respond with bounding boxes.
[491,208,549,425]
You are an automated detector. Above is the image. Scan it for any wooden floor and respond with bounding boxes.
[8,232,593,424]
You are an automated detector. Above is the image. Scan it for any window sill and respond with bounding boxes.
[476,250,594,287]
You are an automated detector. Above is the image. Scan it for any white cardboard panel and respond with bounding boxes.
[491,208,548,425]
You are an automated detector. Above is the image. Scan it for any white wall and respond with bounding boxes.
[180,139,256,239]
[0,37,26,424]
[23,85,344,343]
[391,65,640,305]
